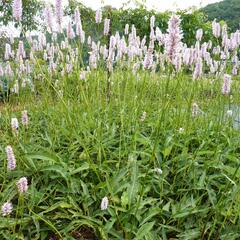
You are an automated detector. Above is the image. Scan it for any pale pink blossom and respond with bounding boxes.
[45,7,53,32]
[16,177,28,194]
[6,146,16,170]
[11,117,19,134]
[21,110,28,126]
[196,29,203,41]
[2,202,13,216]
[95,9,102,23]
[124,24,129,35]
[12,0,22,21]
[67,21,75,39]
[193,58,203,80]
[150,15,155,29]
[101,196,109,210]
[104,18,110,36]
[212,19,221,38]
[222,74,231,95]
[165,15,183,64]
[55,0,63,32]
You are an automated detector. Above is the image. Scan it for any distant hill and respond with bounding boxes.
[202,0,240,31]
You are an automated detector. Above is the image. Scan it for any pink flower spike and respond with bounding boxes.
[2,202,13,216]
[222,74,232,95]
[21,110,28,126]
[6,146,16,170]
[16,177,28,194]
[12,0,22,21]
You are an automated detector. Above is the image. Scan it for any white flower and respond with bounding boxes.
[101,196,109,210]
[192,102,199,117]
[12,82,19,94]
[80,71,86,80]
[154,168,163,175]
[11,117,19,133]
[196,28,203,41]
[140,112,147,122]
[179,128,184,133]
[227,110,233,117]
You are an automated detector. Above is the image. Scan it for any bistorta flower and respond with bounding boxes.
[101,196,109,210]
[95,9,102,23]
[67,21,75,40]
[193,58,203,80]
[192,102,199,117]
[55,0,63,32]
[5,62,13,77]
[212,19,221,38]
[12,0,22,21]
[21,110,28,126]
[196,29,203,41]
[154,168,163,174]
[104,18,110,36]
[80,71,86,80]
[165,15,183,65]
[227,110,233,117]
[16,177,28,194]
[5,43,12,60]
[222,74,231,95]
[125,24,129,35]
[150,15,155,29]
[6,146,16,170]
[179,128,184,133]
[140,111,147,122]
[75,8,83,37]
[45,6,53,32]
[11,117,19,134]
[2,202,13,216]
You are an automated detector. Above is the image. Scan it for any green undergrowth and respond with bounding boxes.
[1,70,240,239]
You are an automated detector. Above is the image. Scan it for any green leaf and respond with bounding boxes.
[135,222,155,239]
[121,191,128,209]
[127,160,139,207]
[41,201,72,214]
[70,162,90,175]
[40,165,69,184]
[177,228,201,239]
[140,208,161,226]
[162,202,171,212]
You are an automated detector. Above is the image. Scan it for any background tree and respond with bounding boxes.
[203,0,240,31]
[0,0,43,34]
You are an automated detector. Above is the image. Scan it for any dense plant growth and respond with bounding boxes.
[1,0,240,239]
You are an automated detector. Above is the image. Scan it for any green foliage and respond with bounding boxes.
[203,0,240,31]
[179,10,212,46]
[1,66,240,238]
[0,0,43,34]
[1,1,240,239]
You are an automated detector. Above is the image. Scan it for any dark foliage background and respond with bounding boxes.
[203,0,240,31]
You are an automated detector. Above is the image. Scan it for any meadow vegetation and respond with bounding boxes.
[1,0,240,239]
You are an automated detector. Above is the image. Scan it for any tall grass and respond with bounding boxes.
[1,68,240,239]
